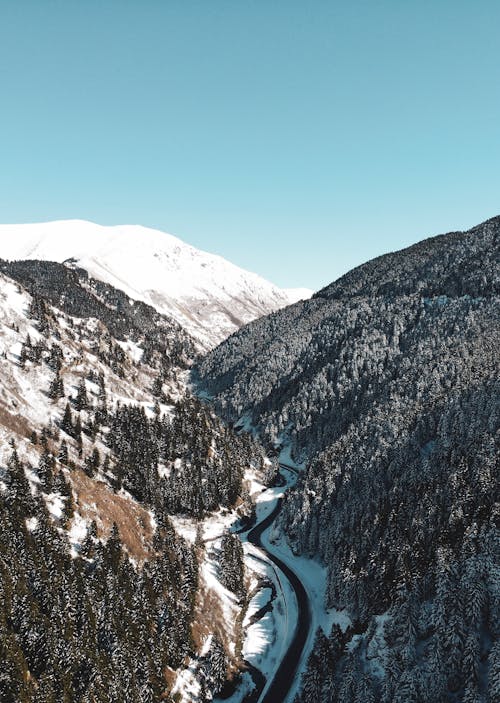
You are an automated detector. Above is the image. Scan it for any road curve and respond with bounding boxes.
[246,487,312,703]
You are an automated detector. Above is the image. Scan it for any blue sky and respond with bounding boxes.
[0,1,499,290]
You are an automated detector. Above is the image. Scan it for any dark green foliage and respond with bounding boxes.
[0,258,198,372]
[195,216,500,701]
[57,440,68,465]
[47,372,64,401]
[219,532,245,600]
[315,215,499,301]
[59,403,73,436]
[151,374,166,400]
[0,255,252,702]
[37,448,55,490]
[74,379,88,411]
[46,343,63,373]
[205,635,227,695]
[83,448,100,478]
[0,462,197,703]
[106,395,260,517]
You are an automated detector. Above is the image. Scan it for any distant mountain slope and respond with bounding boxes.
[0,219,311,348]
[194,215,499,457]
[0,258,198,368]
[315,215,499,301]
[193,216,500,702]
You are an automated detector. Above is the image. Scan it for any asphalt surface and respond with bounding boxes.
[246,488,312,703]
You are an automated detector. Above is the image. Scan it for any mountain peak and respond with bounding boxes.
[0,219,305,349]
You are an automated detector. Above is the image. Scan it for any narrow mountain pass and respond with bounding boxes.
[238,465,313,703]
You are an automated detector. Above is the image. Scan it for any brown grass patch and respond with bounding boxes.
[191,570,243,676]
[0,405,31,439]
[70,468,154,562]
[192,582,226,653]
[162,667,177,695]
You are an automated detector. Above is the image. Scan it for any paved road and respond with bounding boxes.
[245,477,312,703]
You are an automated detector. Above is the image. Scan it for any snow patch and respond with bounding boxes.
[68,512,88,545]
[44,492,65,519]
[25,516,39,532]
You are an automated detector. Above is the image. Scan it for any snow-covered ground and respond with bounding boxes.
[241,539,297,693]
[0,271,170,561]
[234,438,355,703]
[0,219,312,349]
[168,464,292,703]
[1,268,306,703]
[205,451,351,703]
[263,470,351,702]
[0,265,329,703]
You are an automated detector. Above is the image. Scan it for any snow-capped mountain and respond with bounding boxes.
[0,219,311,349]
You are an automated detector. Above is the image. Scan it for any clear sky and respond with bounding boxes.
[0,1,499,290]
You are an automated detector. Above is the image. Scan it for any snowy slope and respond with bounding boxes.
[0,267,256,696]
[283,287,313,304]
[0,270,167,558]
[0,220,312,348]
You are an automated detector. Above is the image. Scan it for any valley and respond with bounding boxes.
[0,215,498,703]
[243,467,312,703]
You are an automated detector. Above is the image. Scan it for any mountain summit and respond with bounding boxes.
[0,219,311,348]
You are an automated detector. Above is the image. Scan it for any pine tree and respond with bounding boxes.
[47,343,63,372]
[488,640,500,703]
[102,454,111,475]
[83,448,100,478]
[98,372,106,402]
[58,440,69,465]
[74,415,83,457]
[463,681,481,703]
[151,375,164,398]
[74,378,89,411]
[18,342,27,368]
[48,372,64,401]
[219,532,245,599]
[60,403,73,436]
[38,448,55,490]
[207,635,227,695]
[104,523,122,574]
[81,521,98,559]
[7,442,20,472]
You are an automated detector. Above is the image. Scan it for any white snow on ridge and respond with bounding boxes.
[0,219,311,348]
[283,287,313,303]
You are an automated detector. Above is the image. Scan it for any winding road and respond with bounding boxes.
[241,466,312,703]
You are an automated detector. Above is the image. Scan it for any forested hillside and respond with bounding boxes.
[194,216,500,702]
[0,261,265,702]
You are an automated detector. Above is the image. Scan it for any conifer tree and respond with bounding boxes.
[58,440,69,465]
[74,378,89,411]
[60,402,73,436]
[207,635,227,695]
[48,372,64,401]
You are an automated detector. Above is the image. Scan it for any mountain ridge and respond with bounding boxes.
[315,214,499,301]
[0,219,312,349]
